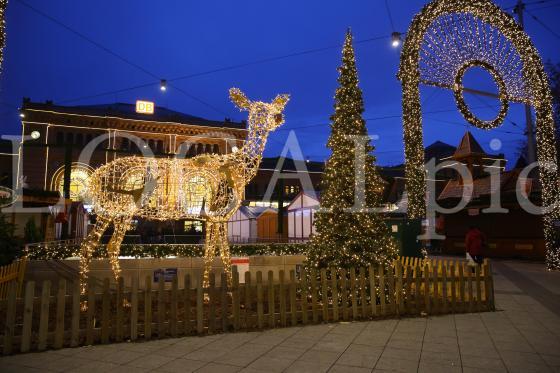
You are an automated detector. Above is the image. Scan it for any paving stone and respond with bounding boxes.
[328,364,371,373]
[380,346,422,362]
[101,349,146,364]
[418,361,461,373]
[298,349,342,366]
[374,355,419,372]
[285,360,332,373]
[264,346,306,361]
[40,356,93,372]
[335,344,382,368]
[247,356,294,372]
[126,353,176,369]
[66,360,120,373]
[155,358,207,373]
[420,349,461,366]
[216,343,272,367]
[183,345,230,362]
[196,362,242,373]
[461,354,508,372]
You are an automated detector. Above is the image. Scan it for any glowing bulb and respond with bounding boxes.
[160,79,167,92]
[19,112,25,118]
[231,146,239,153]
[30,131,40,140]
[391,32,402,48]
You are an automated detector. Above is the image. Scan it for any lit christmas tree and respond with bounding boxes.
[307,29,398,269]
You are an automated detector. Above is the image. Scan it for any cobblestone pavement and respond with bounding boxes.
[1,259,559,373]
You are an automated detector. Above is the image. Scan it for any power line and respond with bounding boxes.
[384,0,397,31]
[168,35,389,84]
[14,0,229,116]
[525,9,560,40]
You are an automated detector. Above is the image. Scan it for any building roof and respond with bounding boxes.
[453,131,486,159]
[425,140,456,162]
[22,100,246,130]
[239,206,277,219]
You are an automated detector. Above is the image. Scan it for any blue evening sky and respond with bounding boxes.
[1,0,559,166]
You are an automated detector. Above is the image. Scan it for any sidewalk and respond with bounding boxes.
[1,260,559,373]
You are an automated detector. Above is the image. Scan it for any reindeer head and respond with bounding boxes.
[229,88,289,132]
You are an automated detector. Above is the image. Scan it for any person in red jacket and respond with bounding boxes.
[465,225,486,265]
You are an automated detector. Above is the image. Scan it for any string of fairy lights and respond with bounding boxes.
[398,0,560,269]
[79,88,289,292]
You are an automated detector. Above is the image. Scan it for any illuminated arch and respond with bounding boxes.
[398,0,560,268]
[51,163,94,201]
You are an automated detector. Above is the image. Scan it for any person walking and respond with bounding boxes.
[465,225,486,266]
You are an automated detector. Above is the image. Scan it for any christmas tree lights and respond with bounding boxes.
[307,30,398,270]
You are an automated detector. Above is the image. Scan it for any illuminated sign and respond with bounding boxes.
[136,100,155,114]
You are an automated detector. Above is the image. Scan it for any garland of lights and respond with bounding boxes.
[398,0,560,269]
[0,0,6,73]
[79,88,289,293]
[453,60,509,130]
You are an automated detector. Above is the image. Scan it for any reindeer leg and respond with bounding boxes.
[107,216,131,283]
[79,215,110,295]
[203,220,216,288]
[217,222,232,287]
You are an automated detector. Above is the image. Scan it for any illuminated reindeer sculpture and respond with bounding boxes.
[79,88,289,292]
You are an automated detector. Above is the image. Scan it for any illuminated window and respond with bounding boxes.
[184,220,203,233]
[52,164,94,201]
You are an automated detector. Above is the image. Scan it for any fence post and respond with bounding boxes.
[244,272,252,329]
[196,275,204,335]
[144,276,152,340]
[311,269,318,323]
[423,265,430,315]
[340,269,348,321]
[86,278,96,345]
[450,263,456,313]
[301,269,309,324]
[38,280,51,351]
[290,270,297,326]
[3,282,17,355]
[221,272,228,332]
[267,271,275,327]
[387,265,395,315]
[350,268,358,320]
[405,267,413,315]
[116,277,124,342]
[157,276,165,338]
[54,279,66,349]
[184,274,192,335]
[359,267,367,319]
[170,276,178,338]
[458,264,465,312]
[321,268,328,322]
[256,271,264,329]
[208,273,216,334]
[441,266,448,314]
[395,262,403,315]
[432,265,439,315]
[378,266,386,316]
[475,266,482,313]
[332,268,340,321]
[101,278,110,344]
[369,266,377,317]
[21,281,35,353]
[280,270,287,327]
[467,266,474,313]
[131,276,138,341]
[232,269,240,331]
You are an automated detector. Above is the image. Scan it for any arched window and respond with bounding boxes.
[51,163,94,201]
[75,133,83,146]
[56,132,64,145]
[197,143,204,154]
[66,133,74,145]
[212,144,220,154]
[121,138,129,150]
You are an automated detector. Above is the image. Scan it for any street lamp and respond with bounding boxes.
[391,32,402,48]
[160,79,167,92]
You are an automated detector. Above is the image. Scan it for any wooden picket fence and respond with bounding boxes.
[0,257,27,300]
[0,257,494,355]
